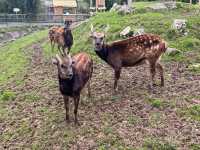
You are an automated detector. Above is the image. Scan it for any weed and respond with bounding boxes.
[182,105,200,121]
[0,90,16,102]
[142,138,176,150]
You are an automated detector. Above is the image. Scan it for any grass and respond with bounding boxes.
[1,1,200,149]
[190,144,200,150]
[188,63,200,74]
[0,90,16,102]
[180,105,200,121]
[141,138,176,150]
[43,1,200,64]
[127,115,141,125]
[147,98,171,109]
[0,29,48,85]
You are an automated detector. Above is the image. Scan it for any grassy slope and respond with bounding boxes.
[0,29,48,86]
[0,2,200,149]
[43,2,200,66]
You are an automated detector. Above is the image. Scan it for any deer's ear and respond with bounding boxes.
[52,58,58,65]
[72,60,75,65]
[89,33,94,38]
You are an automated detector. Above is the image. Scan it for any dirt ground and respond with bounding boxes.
[0,42,200,149]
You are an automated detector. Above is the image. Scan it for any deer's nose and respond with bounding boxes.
[68,73,73,78]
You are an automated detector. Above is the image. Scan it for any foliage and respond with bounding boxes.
[0,0,41,14]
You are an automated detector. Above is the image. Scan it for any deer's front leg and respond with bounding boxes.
[114,68,121,91]
[63,96,70,122]
[73,95,80,125]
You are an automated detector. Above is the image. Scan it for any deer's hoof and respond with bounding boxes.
[74,121,80,126]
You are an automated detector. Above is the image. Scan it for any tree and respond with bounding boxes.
[25,0,41,14]
[0,0,41,14]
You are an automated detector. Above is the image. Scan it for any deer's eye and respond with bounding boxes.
[61,64,67,68]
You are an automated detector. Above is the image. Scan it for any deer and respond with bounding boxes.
[49,20,73,56]
[90,24,167,91]
[52,52,93,125]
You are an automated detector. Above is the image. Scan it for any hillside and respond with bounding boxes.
[0,2,200,150]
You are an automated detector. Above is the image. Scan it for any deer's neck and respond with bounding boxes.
[95,44,109,63]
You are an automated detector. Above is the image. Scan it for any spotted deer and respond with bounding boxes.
[90,25,167,91]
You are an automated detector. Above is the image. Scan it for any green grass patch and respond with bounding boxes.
[188,63,200,74]
[142,138,176,150]
[97,133,127,150]
[42,2,200,64]
[180,105,200,121]
[23,92,41,102]
[147,98,170,109]
[127,115,141,125]
[0,29,48,85]
[0,90,16,102]
[190,144,200,150]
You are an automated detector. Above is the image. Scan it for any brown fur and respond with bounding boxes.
[49,24,73,55]
[53,52,93,125]
[91,32,167,90]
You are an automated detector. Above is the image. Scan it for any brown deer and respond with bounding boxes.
[90,25,167,91]
[52,53,93,125]
[49,26,59,52]
[49,20,73,56]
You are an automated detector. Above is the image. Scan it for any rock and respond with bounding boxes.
[110,3,121,12]
[133,28,145,36]
[120,26,131,37]
[164,1,177,9]
[172,19,187,30]
[118,5,133,15]
[172,19,187,35]
[148,3,167,11]
[166,47,182,56]
[110,3,134,15]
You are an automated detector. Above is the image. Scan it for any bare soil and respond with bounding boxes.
[0,42,200,149]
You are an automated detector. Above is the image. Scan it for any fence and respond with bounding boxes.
[0,13,90,24]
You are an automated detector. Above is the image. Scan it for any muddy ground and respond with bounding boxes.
[0,41,200,149]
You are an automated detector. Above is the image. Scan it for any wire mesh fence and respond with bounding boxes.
[0,13,90,24]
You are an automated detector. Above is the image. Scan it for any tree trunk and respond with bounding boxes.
[190,0,192,4]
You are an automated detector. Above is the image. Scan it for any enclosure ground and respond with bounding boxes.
[0,39,200,150]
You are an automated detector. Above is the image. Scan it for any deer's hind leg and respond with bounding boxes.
[147,59,157,90]
[156,61,164,87]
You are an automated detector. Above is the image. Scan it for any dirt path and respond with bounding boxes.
[1,42,200,149]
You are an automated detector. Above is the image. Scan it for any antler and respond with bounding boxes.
[56,54,62,64]
[91,24,94,33]
[104,24,110,33]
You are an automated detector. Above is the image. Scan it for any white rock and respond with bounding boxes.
[120,26,131,37]
[164,2,177,9]
[148,3,167,10]
[166,47,181,55]
[172,19,187,30]
[133,28,145,36]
